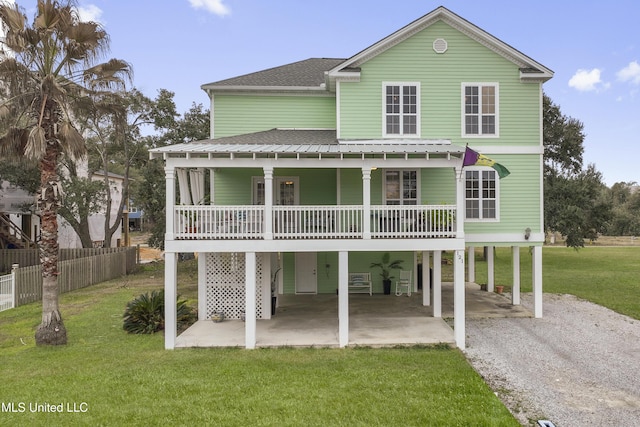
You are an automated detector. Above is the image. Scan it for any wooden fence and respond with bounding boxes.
[9,247,138,307]
[0,247,139,273]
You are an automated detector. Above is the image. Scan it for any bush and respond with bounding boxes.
[123,290,196,334]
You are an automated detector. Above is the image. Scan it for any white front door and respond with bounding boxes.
[295,252,317,294]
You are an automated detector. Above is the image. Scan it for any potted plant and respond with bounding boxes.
[370,252,404,295]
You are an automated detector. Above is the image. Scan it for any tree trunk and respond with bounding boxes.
[35,102,67,345]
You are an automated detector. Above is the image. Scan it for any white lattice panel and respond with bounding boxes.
[205,252,267,319]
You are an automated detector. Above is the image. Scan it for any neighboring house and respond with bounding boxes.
[0,181,38,249]
[151,6,552,350]
[0,170,124,249]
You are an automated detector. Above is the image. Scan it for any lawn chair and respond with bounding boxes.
[395,270,412,296]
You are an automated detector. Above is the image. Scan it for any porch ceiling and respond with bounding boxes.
[149,129,466,160]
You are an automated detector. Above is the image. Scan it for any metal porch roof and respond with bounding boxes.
[149,129,465,158]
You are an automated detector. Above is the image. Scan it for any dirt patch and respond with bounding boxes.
[138,246,163,263]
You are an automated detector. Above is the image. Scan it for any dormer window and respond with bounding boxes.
[383,83,420,137]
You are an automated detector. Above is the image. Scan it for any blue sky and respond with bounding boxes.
[9,0,640,186]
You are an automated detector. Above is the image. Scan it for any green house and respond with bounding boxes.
[151,6,552,350]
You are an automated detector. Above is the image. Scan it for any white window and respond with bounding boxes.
[384,170,418,205]
[465,169,498,220]
[462,83,498,137]
[383,83,420,137]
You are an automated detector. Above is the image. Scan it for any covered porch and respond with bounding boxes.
[175,281,532,348]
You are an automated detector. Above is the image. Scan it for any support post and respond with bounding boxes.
[433,250,442,317]
[164,252,178,350]
[533,246,543,318]
[453,249,466,350]
[467,246,475,283]
[487,246,495,292]
[422,251,431,306]
[362,168,371,239]
[197,253,207,320]
[263,167,273,240]
[245,252,257,349]
[165,167,175,240]
[512,246,521,305]
[338,251,349,347]
[11,263,18,309]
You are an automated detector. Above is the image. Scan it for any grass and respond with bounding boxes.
[0,260,517,426]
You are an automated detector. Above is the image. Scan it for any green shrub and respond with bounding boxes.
[123,290,196,334]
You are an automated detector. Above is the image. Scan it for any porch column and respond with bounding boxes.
[467,246,475,283]
[532,245,543,318]
[263,167,273,240]
[245,252,257,349]
[433,250,442,317]
[197,253,207,320]
[455,167,465,238]
[422,251,431,306]
[487,246,495,292]
[338,251,349,347]
[512,246,521,305]
[164,252,178,350]
[362,168,371,239]
[453,249,466,350]
[165,166,175,240]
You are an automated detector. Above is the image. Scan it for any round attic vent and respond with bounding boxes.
[433,38,448,54]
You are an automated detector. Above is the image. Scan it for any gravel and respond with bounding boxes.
[464,293,640,426]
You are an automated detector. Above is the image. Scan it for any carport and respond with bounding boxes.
[175,282,531,348]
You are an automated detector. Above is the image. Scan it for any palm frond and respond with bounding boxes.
[25,126,46,160]
[0,1,25,29]
[0,127,29,158]
[58,120,86,160]
[84,58,133,90]
[41,73,67,101]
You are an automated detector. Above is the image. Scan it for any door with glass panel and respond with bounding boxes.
[253,176,299,233]
[382,170,418,234]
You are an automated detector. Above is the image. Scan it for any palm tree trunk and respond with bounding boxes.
[34,111,67,345]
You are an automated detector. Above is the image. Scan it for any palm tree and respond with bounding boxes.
[0,0,131,345]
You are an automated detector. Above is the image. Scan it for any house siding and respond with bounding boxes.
[464,154,542,234]
[214,95,336,138]
[339,21,541,147]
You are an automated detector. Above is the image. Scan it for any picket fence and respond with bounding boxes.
[0,247,138,309]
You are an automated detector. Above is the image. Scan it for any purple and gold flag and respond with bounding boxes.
[462,146,510,178]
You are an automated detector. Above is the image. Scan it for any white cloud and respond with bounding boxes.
[77,4,103,23]
[188,0,231,16]
[568,68,604,92]
[617,61,640,85]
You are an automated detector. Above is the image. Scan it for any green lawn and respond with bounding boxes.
[0,261,517,426]
[3,245,637,426]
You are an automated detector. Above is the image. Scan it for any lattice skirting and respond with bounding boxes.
[205,252,269,319]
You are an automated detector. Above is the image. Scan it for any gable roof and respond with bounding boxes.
[328,6,553,82]
[201,7,552,94]
[201,58,345,92]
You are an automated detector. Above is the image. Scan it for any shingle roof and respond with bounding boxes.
[202,58,346,89]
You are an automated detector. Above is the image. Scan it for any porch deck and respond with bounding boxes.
[175,282,532,348]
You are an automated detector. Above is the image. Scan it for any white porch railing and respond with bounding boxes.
[371,205,457,239]
[272,205,362,239]
[174,204,457,240]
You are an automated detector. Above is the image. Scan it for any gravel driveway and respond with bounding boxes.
[464,293,640,426]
